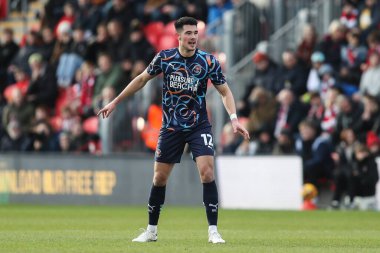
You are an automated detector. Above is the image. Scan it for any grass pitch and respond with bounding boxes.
[0,205,379,253]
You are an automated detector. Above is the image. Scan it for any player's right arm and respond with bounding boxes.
[97,70,156,119]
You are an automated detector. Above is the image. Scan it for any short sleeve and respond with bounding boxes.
[208,55,226,85]
[146,52,163,76]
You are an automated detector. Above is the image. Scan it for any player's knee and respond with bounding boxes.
[199,167,214,183]
[153,172,169,186]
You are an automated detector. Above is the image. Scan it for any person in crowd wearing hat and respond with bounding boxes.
[307,51,326,94]
[237,51,279,117]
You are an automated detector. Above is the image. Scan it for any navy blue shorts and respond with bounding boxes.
[155,122,215,163]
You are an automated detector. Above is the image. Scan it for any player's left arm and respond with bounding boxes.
[214,83,250,140]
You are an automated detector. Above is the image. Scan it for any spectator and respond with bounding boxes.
[71,24,88,58]
[57,131,74,152]
[50,21,73,67]
[335,95,364,142]
[41,26,56,61]
[359,51,380,99]
[340,0,359,29]
[361,95,380,135]
[321,87,341,135]
[11,30,44,73]
[54,1,76,36]
[330,128,358,209]
[272,127,295,155]
[106,19,127,63]
[105,0,137,28]
[274,89,307,137]
[41,0,66,29]
[93,53,125,106]
[317,64,336,101]
[341,28,367,71]
[70,119,91,152]
[3,66,30,102]
[339,28,367,86]
[254,126,275,155]
[306,51,325,95]
[297,24,317,66]
[30,120,56,152]
[85,22,108,64]
[75,0,102,36]
[2,88,34,132]
[121,20,156,78]
[306,92,325,126]
[251,51,279,94]
[26,53,58,108]
[363,30,380,71]
[142,0,184,24]
[316,20,346,71]
[0,28,19,88]
[184,0,208,22]
[0,120,32,151]
[349,143,379,210]
[77,61,96,118]
[357,0,380,41]
[245,86,277,136]
[296,119,334,186]
[238,53,278,117]
[275,50,309,97]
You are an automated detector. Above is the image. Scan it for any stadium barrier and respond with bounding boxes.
[216,156,303,210]
[0,153,202,205]
[1,154,379,210]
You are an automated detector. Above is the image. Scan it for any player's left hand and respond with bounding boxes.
[231,119,250,140]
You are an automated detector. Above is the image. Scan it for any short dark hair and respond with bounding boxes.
[174,17,198,32]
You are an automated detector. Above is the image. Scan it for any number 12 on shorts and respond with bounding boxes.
[201,134,213,147]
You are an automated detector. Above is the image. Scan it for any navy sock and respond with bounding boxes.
[203,181,218,226]
[148,185,166,225]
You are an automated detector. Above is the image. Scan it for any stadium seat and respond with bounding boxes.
[83,116,98,134]
[143,21,165,49]
[197,20,206,38]
[164,21,177,36]
[157,34,178,52]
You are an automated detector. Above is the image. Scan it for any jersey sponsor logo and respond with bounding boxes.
[169,74,199,92]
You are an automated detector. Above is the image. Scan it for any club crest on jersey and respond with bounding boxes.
[192,65,202,75]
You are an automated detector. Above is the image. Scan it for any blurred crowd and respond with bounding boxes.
[0,0,236,153]
[221,0,380,210]
[1,0,380,209]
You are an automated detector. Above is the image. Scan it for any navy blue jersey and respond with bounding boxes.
[146,48,226,130]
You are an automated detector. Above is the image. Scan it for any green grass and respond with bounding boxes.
[0,205,380,253]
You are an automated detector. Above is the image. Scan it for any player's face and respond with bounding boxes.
[178,25,198,52]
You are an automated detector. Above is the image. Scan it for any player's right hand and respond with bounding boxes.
[97,101,116,119]
[231,119,250,140]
